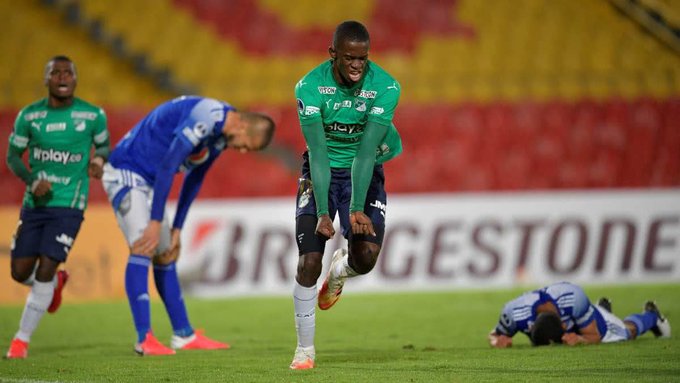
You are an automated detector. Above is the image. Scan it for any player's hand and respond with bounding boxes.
[88,156,105,179]
[31,179,52,197]
[350,211,376,236]
[488,332,513,348]
[155,228,181,264]
[561,332,582,346]
[315,214,335,239]
[132,220,162,257]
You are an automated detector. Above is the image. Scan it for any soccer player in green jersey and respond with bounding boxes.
[290,20,402,369]
[5,56,110,359]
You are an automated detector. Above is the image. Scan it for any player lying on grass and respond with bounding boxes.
[488,281,671,347]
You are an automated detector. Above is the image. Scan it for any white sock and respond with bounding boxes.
[332,253,359,280]
[19,264,40,286]
[293,281,316,348]
[15,280,54,342]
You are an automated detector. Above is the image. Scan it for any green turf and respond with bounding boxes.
[0,284,678,382]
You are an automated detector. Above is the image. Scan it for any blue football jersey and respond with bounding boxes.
[109,95,233,183]
[495,282,602,338]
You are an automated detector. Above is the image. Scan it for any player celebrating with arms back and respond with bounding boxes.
[103,95,274,356]
[291,20,402,369]
[5,56,110,359]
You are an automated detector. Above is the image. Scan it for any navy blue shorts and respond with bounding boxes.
[11,207,84,263]
[295,152,387,254]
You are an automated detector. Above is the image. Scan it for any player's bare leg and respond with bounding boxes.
[318,241,379,310]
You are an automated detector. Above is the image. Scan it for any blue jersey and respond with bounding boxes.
[495,282,604,339]
[109,96,233,227]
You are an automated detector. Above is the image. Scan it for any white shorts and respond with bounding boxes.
[595,305,631,343]
[102,163,171,254]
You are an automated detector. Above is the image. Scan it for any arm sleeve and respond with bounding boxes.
[6,111,33,185]
[172,151,218,229]
[6,144,33,185]
[350,120,389,212]
[301,120,331,217]
[150,137,194,222]
[92,109,111,160]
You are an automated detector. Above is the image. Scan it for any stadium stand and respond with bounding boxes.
[0,0,678,205]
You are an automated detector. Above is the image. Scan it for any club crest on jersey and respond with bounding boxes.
[74,120,86,132]
[355,99,367,112]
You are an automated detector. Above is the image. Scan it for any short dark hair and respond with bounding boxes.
[243,112,275,149]
[530,312,564,346]
[332,20,370,48]
[44,55,77,80]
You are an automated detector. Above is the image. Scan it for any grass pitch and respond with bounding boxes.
[0,284,678,382]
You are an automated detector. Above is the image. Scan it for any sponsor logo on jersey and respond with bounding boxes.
[33,148,83,164]
[181,146,210,171]
[35,170,71,185]
[305,106,320,116]
[31,122,42,131]
[370,106,384,115]
[355,100,367,112]
[355,89,377,99]
[24,111,47,121]
[46,122,66,132]
[387,82,399,90]
[333,100,353,110]
[318,86,336,95]
[71,111,98,120]
[324,123,364,134]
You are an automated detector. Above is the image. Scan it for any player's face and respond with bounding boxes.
[226,130,268,153]
[330,39,369,87]
[46,60,77,101]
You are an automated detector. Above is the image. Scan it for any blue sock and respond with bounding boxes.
[153,262,193,337]
[125,255,151,343]
[624,311,659,336]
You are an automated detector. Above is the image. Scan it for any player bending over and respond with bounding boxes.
[103,95,274,355]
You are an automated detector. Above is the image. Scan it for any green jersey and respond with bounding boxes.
[295,60,402,168]
[9,97,109,210]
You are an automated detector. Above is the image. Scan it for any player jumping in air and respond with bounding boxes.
[102,95,274,355]
[291,20,403,369]
[5,56,110,359]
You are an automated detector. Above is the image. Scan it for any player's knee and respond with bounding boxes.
[10,259,37,283]
[297,252,323,284]
[349,243,380,274]
[35,259,59,282]
[10,268,29,283]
